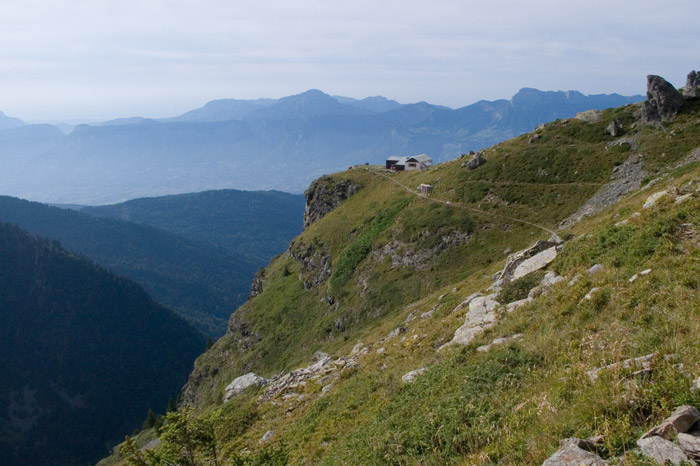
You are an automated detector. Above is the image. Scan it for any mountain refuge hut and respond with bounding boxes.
[386,154,433,171]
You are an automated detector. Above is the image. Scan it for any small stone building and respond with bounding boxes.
[417,184,433,195]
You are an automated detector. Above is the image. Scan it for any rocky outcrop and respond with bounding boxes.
[303,176,361,229]
[685,70,699,99]
[288,239,331,289]
[642,75,684,123]
[576,110,603,124]
[248,269,265,299]
[227,313,263,352]
[224,373,269,402]
[462,150,486,170]
[606,121,621,137]
[560,153,646,228]
[440,293,500,349]
[372,229,471,270]
[492,236,563,287]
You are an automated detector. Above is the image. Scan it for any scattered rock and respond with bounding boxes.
[402,368,427,383]
[636,436,694,465]
[581,287,601,302]
[629,269,652,283]
[350,342,365,356]
[587,264,604,276]
[643,190,669,209]
[587,353,657,383]
[676,193,694,205]
[642,75,685,123]
[260,430,275,443]
[476,334,523,352]
[224,373,269,402]
[560,154,646,228]
[642,405,700,440]
[541,444,607,466]
[381,326,407,342]
[541,271,565,287]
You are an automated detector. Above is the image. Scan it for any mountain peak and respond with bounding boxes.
[0,110,26,131]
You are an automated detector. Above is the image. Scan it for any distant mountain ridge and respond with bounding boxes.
[0,111,25,130]
[0,88,644,204]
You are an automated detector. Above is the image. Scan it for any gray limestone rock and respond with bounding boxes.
[576,110,603,124]
[685,70,700,99]
[637,435,695,465]
[643,190,669,209]
[642,405,700,440]
[465,151,486,170]
[402,368,427,383]
[224,373,269,402]
[441,294,500,349]
[303,176,361,229]
[495,238,562,286]
[678,432,700,461]
[541,444,607,466]
[642,75,685,123]
[606,121,621,137]
[587,353,657,383]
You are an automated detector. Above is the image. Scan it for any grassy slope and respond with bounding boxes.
[110,98,700,465]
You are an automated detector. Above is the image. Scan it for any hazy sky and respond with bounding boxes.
[1,0,698,122]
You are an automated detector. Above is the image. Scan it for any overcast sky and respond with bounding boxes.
[1,0,698,122]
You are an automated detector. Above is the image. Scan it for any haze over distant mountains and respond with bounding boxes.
[0,88,643,204]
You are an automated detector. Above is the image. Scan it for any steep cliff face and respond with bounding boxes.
[303,175,361,228]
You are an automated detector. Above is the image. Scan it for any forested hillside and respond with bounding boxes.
[82,189,304,267]
[0,222,205,466]
[0,196,256,336]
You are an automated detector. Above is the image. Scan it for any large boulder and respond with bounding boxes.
[637,436,694,465]
[642,75,684,123]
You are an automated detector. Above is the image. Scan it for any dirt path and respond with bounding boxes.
[367,168,559,236]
